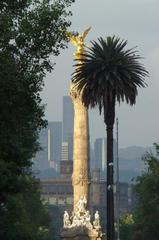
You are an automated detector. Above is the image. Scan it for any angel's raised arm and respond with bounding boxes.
[65,32,78,46]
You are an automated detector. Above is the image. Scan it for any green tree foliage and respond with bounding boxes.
[133,143,159,240]
[0,178,51,240]
[0,0,74,202]
[119,213,134,240]
[0,0,74,239]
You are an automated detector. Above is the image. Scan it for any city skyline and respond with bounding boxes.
[34,119,150,183]
[41,0,159,148]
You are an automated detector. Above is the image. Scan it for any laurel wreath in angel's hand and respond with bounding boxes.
[65,27,91,46]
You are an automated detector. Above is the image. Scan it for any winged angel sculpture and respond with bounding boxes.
[66,27,91,60]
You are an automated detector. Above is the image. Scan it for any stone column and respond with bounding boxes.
[70,84,90,211]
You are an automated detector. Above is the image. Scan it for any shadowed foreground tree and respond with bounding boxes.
[72,36,148,240]
[133,143,159,240]
[0,0,74,206]
[119,213,134,240]
[0,179,52,240]
[0,0,74,239]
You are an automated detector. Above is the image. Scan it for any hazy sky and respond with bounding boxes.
[41,0,159,148]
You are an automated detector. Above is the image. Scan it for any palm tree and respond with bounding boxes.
[72,36,148,240]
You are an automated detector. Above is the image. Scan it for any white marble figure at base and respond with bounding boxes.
[63,211,71,228]
[93,211,101,230]
[85,210,92,230]
[63,196,101,231]
[76,195,87,213]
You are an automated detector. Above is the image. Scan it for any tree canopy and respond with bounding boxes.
[0,0,74,239]
[119,144,159,240]
[133,144,159,240]
[72,36,148,113]
[0,0,74,202]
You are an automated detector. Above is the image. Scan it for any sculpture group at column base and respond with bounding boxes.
[61,226,103,240]
[61,196,103,240]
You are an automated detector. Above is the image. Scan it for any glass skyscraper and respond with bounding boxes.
[48,121,62,171]
[62,96,74,161]
[33,121,62,172]
[94,138,107,172]
[34,128,49,171]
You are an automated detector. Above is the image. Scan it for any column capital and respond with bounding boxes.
[70,83,82,103]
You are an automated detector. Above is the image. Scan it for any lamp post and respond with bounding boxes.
[116,118,120,240]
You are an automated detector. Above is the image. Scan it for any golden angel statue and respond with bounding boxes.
[66,27,91,60]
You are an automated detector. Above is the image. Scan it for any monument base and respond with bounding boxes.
[61,226,103,240]
[61,197,103,240]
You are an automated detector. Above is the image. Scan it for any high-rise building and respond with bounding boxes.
[48,122,62,171]
[60,160,73,177]
[61,142,69,161]
[33,121,62,172]
[33,128,49,171]
[94,138,107,172]
[90,146,95,170]
[62,96,74,161]
[94,138,117,179]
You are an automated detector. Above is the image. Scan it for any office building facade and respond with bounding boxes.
[34,128,49,171]
[94,138,107,172]
[33,121,62,172]
[48,122,62,171]
[62,96,74,161]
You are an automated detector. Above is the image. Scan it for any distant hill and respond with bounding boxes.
[100,168,141,183]
[119,170,141,183]
[112,145,154,183]
[118,145,153,172]
[119,146,147,160]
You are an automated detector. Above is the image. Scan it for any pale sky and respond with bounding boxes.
[41,0,159,148]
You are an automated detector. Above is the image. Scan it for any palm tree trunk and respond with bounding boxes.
[104,95,115,240]
[106,123,115,240]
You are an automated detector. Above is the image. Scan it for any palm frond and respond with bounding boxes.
[72,36,148,110]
